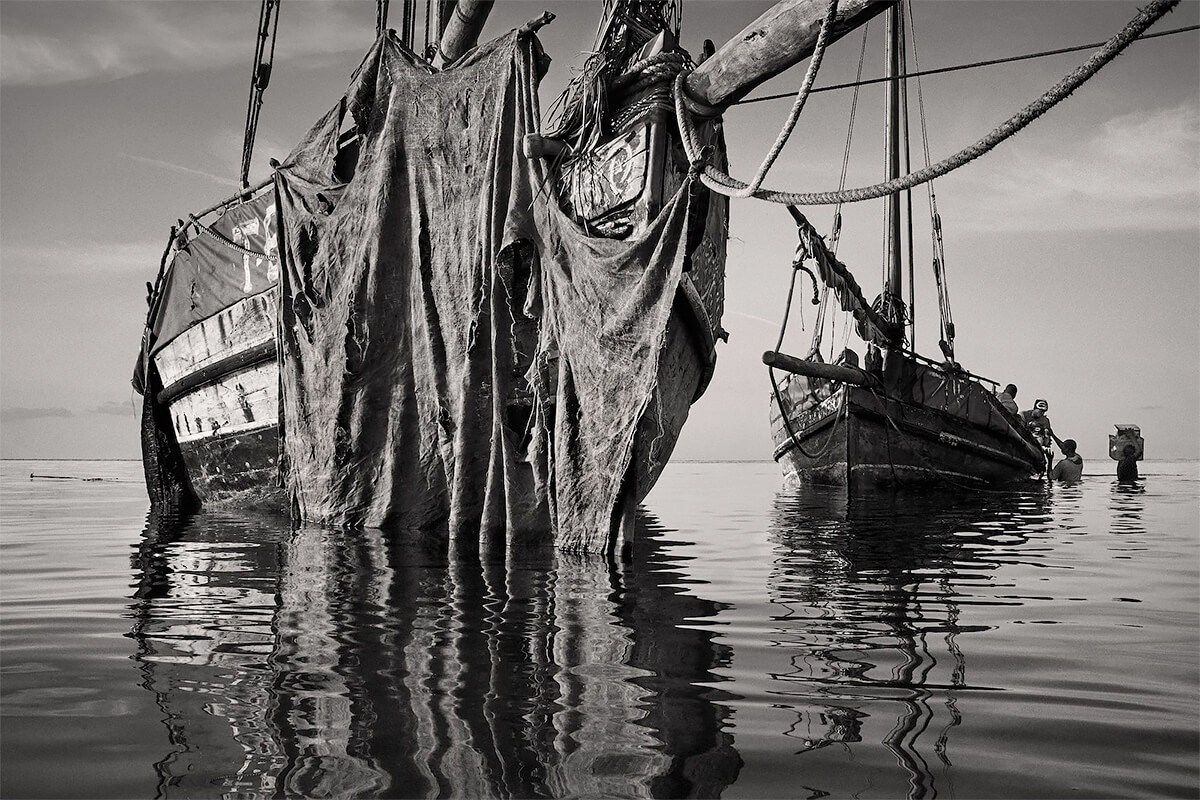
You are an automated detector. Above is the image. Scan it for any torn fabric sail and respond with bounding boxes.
[274,30,700,552]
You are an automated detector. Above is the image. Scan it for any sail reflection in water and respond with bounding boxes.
[765,485,1051,799]
[128,512,740,798]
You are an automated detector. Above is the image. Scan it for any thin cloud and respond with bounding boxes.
[1,407,74,421]
[119,153,239,188]
[948,103,1200,232]
[3,239,166,277]
[729,310,779,328]
[93,400,135,416]
[1,2,371,87]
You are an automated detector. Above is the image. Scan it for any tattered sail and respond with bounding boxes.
[274,30,706,551]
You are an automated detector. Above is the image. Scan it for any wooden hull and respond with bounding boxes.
[144,27,727,539]
[155,291,284,508]
[770,358,1045,489]
[156,283,713,514]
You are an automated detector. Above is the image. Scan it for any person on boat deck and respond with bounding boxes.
[997,383,1019,415]
[1021,399,1063,450]
[1051,439,1084,483]
[864,344,883,375]
[835,348,860,369]
[1117,444,1140,482]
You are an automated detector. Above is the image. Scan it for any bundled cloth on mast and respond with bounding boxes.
[274,30,695,552]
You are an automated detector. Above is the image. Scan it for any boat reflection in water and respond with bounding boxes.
[766,483,1050,799]
[127,512,740,798]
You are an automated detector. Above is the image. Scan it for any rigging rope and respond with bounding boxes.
[906,1,956,360]
[731,0,840,198]
[239,0,281,189]
[376,0,390,36]
[737,23,1200,106]
[813,21,870,359]
[188,215,272,260]
[674,0,1179,206]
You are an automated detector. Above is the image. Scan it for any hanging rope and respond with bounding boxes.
[376,0,390,35]
[674,0,1178,206]
[737,22,1200,106]
[811,21,870,358]
[906,1,956,361]
[239,0,282,189]
[188,215,272,261]
[730,0,840,198]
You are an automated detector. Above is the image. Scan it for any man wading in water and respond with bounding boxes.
[1052,439,1084,483]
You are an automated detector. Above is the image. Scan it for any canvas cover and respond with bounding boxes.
[145,191,278,360]
[274,30,697,553]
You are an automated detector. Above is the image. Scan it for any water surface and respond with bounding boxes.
[2,459,1196,798]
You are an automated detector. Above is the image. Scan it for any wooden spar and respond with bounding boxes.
[883,2,903,304]
[763,350,869,386]
[435,0,494,66]
[683,0,894,116]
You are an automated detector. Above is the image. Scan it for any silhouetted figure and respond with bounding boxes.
[864,344,883,375]
[836,347,860,369]
[1051,439,1083,483]
[1117,444,1140,482]
[997,383,1018,415]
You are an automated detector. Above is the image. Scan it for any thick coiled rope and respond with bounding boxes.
[675,0,1179,206]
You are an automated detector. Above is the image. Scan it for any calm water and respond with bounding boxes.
[1,459,1197,799]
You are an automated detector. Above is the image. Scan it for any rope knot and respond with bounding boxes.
[688,145,713,180]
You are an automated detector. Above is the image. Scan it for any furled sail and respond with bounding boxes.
[787,206,902,346]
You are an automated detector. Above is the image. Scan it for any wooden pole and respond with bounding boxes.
[434,0,494,67]
[884,3,903,306]
[763,351,870,386]
[682,0,893,116]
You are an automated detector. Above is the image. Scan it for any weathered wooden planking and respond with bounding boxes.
[178,422,281,505]
[558,125,650,225]
[167,360,279,444]
[156,290,276,389]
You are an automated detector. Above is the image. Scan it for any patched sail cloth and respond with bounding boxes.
[274,30,694,552]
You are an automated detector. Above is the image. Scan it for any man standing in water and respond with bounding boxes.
[1051,439,1084,483]
[1117,444,1140,482]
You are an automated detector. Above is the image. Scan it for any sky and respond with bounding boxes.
[1,0,1198,464]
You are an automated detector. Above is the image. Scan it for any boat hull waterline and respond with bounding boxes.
[770,360,1047,489]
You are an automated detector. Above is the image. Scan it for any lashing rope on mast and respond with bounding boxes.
[674,0,1179,206]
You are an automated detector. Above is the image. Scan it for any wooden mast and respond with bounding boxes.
[434,0,494,66]
[883,1,903,325]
